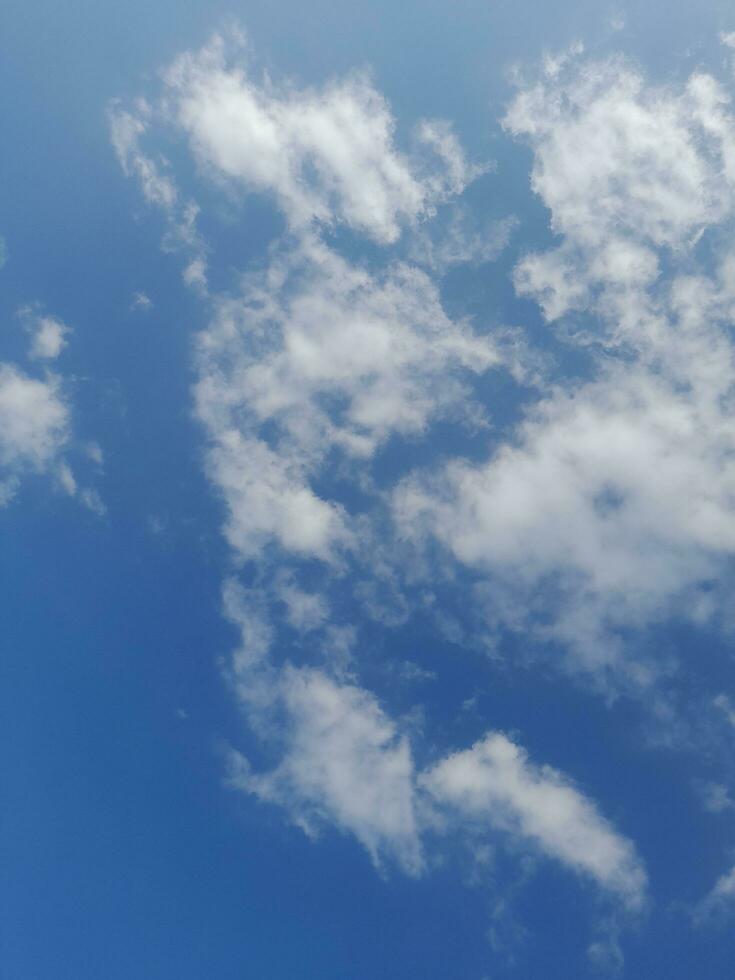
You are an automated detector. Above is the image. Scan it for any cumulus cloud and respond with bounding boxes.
[19,307,71,360]
[222,578,644,900]
[408,208,518,273]
[194,233,512,561]
[0,311,102,509]
[0,364,70,499]
[423,732,647,910]
[391,49,735,682]
[227,667,423,875]
[161,33,480,244]
[115,30,655,940]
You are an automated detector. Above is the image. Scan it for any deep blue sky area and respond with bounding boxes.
[4,2,735,978]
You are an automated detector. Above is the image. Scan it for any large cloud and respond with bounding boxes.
[392,48,735,682]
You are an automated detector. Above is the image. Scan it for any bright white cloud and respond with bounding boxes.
[422,732,647,909]
[0,364,70,474]
[0,310,102,509]
[393,352,735,675]
[227,667,423,875]
[195,234,512,560]
[392,51,735,681]
[161,33,480,244]
[505,56,735,253]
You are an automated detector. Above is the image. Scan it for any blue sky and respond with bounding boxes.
[4,2,735,977]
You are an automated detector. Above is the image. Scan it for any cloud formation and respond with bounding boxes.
[162,34,479,243]
[393,47,735,683]
[423,732,647,910]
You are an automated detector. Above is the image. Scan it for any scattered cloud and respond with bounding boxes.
[131,291,152,311]
[422,732,647,910]
[694,864,735,925]
[227,667,424,876]
[19,306,70,360]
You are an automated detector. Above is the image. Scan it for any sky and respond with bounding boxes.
[4,1,735,977]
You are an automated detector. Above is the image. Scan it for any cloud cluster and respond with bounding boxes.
[0,307,102,510]
[223,581,644,902]
[195,233,513,561]
[393,48,735,681]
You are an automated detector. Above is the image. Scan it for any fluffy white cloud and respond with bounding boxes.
[0,364,70,484]
[109,101,207,290]
[162,33,479,243]
[505,57,735,253]
[423,732,647,909]
[195,234,511,560]
[394,352,735,674]
[19,307,70,360]
[227,666,423,875]
[392,50,735,680]
[0,313,102,509]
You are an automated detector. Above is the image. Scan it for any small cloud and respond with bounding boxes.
[0,236,7,269]
[56,461,77,497]
[79,487,106,517]
[609,11,626,32]
[18,306,70,360]
[131,291,153,311]
[147,513,168,534]
[176,707,189,720]
[85,441,104,466]
[183,256,207,291]
[713,693,735,727]
[698,781,734,814]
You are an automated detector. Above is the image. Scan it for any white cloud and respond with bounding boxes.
[422,732,647,909]
[161,33,481,244]
[109,100,178,210]
[131,291,152,311]
[227,667,423,875]
[0,312,102,509]
[108,102,207,288]
[505,57,735,253]
[391,53,735,681]
[195,234,510,561]
[694,864,735,924]
[393,350,735,675]
[20,308,70,361]
[0,364,70,477]
[409,208,518,273]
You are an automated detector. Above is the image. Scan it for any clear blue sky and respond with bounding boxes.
[3,2,735,977]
